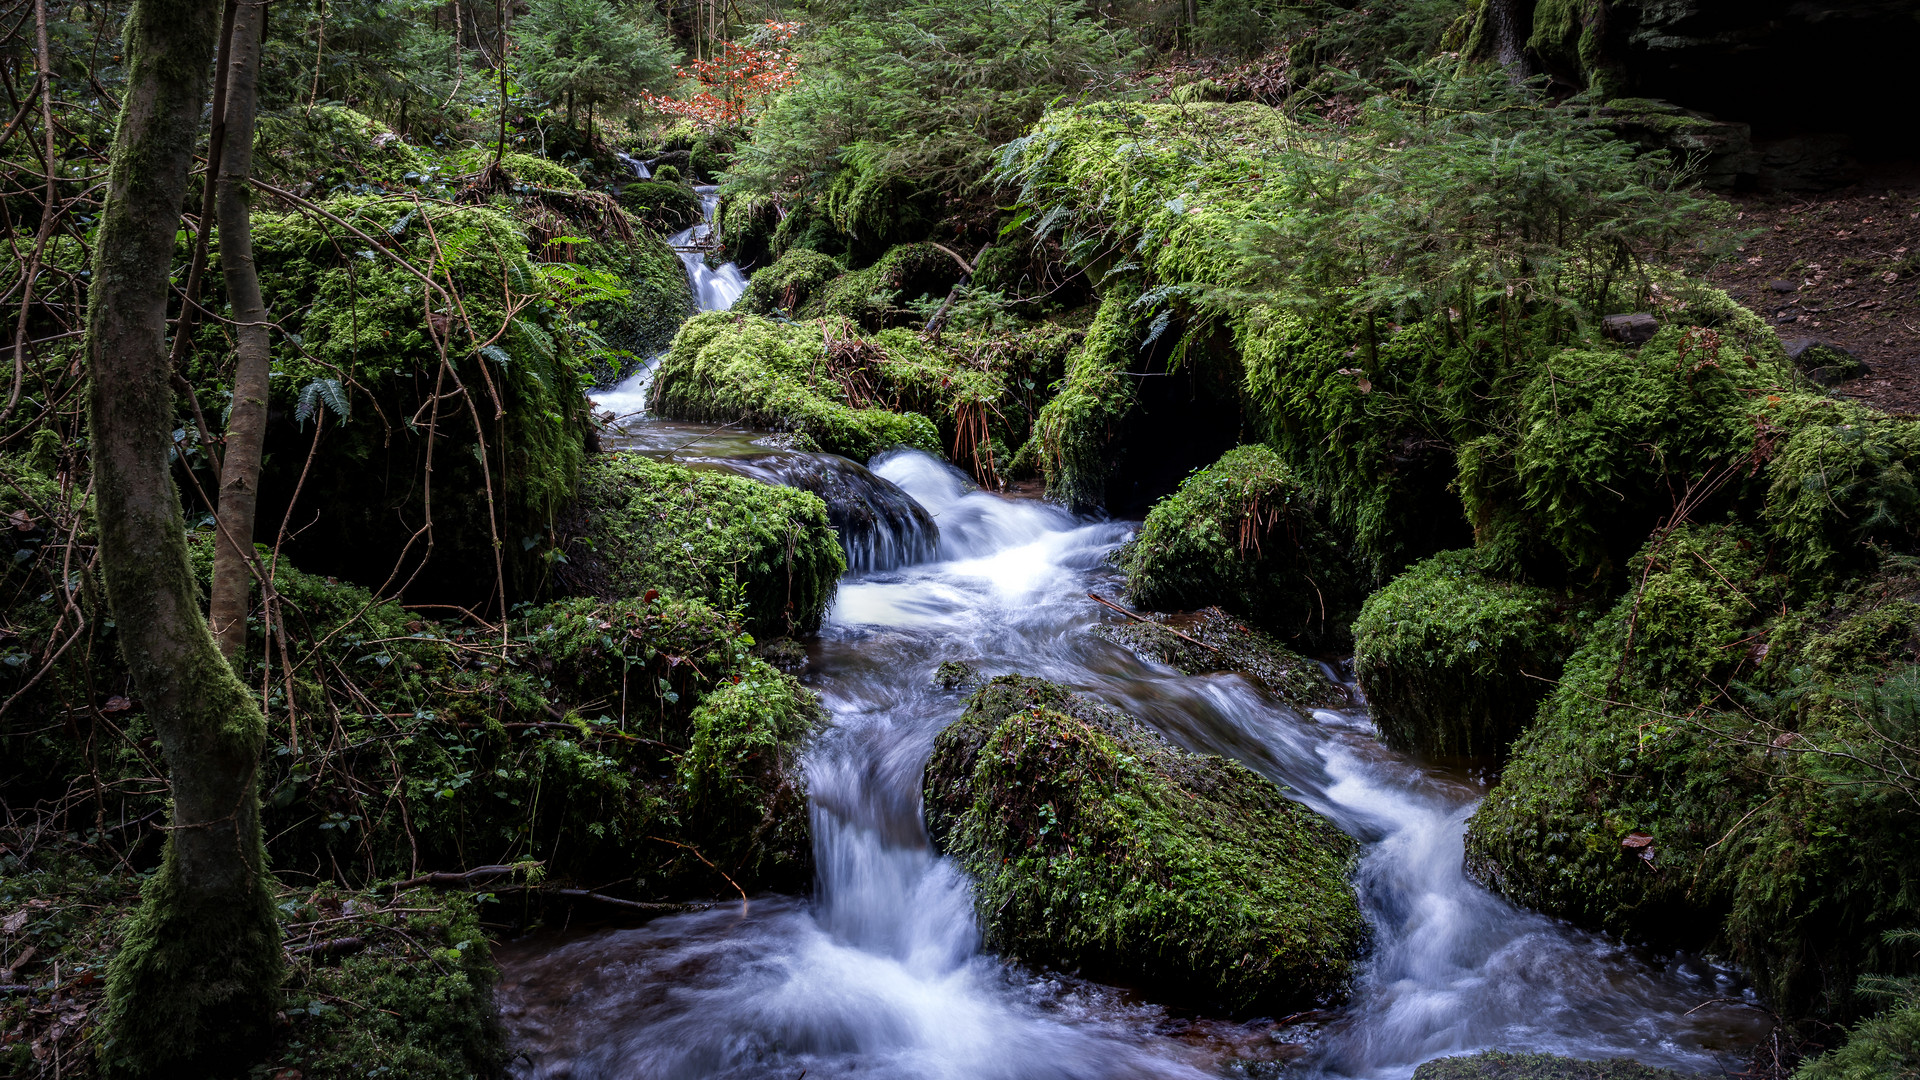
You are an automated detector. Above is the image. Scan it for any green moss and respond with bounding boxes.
[571,451,845,635]
[1413,1051,1691,1080]
[1095,606,1349,713]
[924,675,1366,1013]
[214,195,591,600]
[678,660,823,886]
[717,192,779,268]
[1353,549,1590,759]
[575,229,695,366]
[1764,412,1920,581]
[1457,333,1781,577]
[454,149,584,190]
[648,311,942,460]
[619,179,703,233]
[1465,531,1920,1017]
[741,248,845,316]
[1120,444,1359,649]
[1031,292,1139,512]
[252,106,429,189]
[652,163,683,186]
[806,243,963,330]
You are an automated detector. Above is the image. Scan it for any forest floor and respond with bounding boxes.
[1707,163,1920,414]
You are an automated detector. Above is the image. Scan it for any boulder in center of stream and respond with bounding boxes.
[923,675,1366,1015]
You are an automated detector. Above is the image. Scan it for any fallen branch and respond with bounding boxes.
[1087,592,1221,653]
[288,936,366,958]
[388,864,520,891]
[489,886,714,914]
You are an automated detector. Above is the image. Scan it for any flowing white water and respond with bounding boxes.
[515,190,1769,1080]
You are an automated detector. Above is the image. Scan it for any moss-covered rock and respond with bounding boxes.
[216,195,592,603]
[619,179,703,233]
[1412,1051,1690,1080]
[1763,410,1920,581]
[740,247,844,316]
[924,675,1366,1014]
[1032,292,1139,513]
[1465,530,1920,1017]
[1094,606,1348,713]
[717,191,779,269]
[1353,549,1590,760]
[575,229,694,370]
[566,451,845,635]
[812,242,964,330]
[649,312,940,460]
[1120,444,1359,650]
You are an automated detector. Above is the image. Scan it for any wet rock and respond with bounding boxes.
[1601,312,1660,344]
[933,660,982,692]
[1412,1050,1690,1080]
[1784,338,1870,386]
[1769,279,1800,294]
[1599,99,1756,190]
[753,637,809,673]
[924,675,1366,1015]
[1092,607,1347,713]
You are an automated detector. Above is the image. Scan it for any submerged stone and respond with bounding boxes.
[1412,1051,1690,1080]
[1094,606,1348,713]
[924,675,1366,1015]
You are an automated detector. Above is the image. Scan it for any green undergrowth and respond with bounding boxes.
[923,675,1366,1014]
[573,229,694,371]
[1353,549,1594,760]
[1465,528,1920,1017]
[996,87,1817,583]
[740,247,845,316]
[1119,444,1359,650]
[1094,606,1349,713]
[565,451,845,636]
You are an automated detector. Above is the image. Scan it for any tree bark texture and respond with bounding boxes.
[1485,0,1538,77]
[89,0,283,1074]
[210,0,270,662]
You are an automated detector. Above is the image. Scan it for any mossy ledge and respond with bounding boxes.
[923,675,1366,1014]
[562,451,846,636]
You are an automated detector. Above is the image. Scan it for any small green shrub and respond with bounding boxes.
[1353,549,1589,759]
[1121,444,1358,649]
[924,675,1366,1014]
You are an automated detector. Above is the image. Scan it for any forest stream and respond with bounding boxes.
[493,190,1772,1080]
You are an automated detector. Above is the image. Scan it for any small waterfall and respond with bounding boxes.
[591,184,745,421]
[675,185,748,312]
[615,151,652,179]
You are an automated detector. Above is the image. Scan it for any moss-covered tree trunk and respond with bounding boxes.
[209,0,271,660]
[88,0,284,1074]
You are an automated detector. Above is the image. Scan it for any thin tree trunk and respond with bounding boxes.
[89,0,282,1074]
[210,0,271,662]
[493,0,509,166]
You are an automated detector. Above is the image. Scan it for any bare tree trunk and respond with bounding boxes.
[89,0,282,1074]
[209,0,271,661]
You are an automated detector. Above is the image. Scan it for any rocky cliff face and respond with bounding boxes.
[1491,0,1919,188]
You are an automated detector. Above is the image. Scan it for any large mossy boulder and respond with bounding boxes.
[1412,1052,1690,1080]
[574,230,693,370]
[564,452,845,635]
[650,311,941,459]
[617,179,702,233]
[1464,527,1920,1017]
[224,195,591,603]
[1120,444,1359,651]
[1353,549,1588,760]
[924,675,1366,1014]
[739,247,843,316]
[1094,606,1349,713]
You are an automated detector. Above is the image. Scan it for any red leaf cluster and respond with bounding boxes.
[641,21,800,129]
